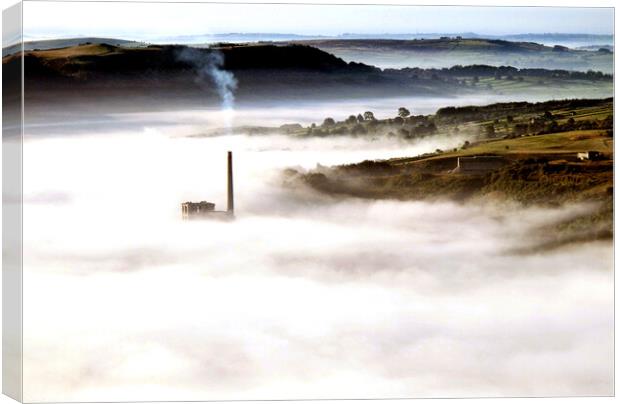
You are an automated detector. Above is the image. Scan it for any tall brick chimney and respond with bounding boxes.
[227,151,234,214]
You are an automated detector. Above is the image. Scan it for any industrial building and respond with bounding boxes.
[181,151,234,220]
[577,151,602,161]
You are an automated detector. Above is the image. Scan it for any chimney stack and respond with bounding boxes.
[227,151,234,214]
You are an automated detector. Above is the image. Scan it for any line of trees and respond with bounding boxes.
[389,65,612,82]
[435,98,612,124]
[309,107,437,139]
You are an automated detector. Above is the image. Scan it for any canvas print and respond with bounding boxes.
[2,1,614,401]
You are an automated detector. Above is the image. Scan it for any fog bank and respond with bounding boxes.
[21,110,613,401]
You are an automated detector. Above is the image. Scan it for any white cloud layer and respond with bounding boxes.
[21,108,613,401]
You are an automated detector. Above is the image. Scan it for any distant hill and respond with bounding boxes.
[577,45,613,52]
[1,37,146,57]
[4,42,612,111]
[336,33,613,47]
[10,43,375,79]
[8,36,612,72]
[497,33,613,48]
[138,32,613,48]
[289,38,613,72]
[13,32,612,48]
[293,38,550,52]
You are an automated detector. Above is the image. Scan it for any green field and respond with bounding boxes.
[430,130,612,159]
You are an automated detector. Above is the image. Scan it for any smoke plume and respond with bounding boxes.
[178,47,238,128]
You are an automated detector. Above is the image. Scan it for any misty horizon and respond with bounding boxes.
[20,31,615,43]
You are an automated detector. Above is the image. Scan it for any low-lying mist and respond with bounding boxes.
[21,108,613,401]
[24,94,577,136]
[320,48,614,74]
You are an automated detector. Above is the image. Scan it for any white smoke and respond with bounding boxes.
[178,47,238,129]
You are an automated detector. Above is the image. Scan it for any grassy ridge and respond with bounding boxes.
[6,43,613,105]
[293,129,612,203]
[299,38,614,72]
[289,101,614,246]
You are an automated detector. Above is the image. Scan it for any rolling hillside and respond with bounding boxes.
[4,42,613,111]
[1,37,145,57]
[292,38,613,72]
[291,99,613,206]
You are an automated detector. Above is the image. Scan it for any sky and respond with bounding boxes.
[22,2,614,40]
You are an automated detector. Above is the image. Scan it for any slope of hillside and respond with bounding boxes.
[297,38,550,52]
[289,102,613,249]
[294,130,613,204]
[2,37,145,57]
[293,38,613,72]
[4,42,613,110]
[291,99,613,205]
[287,98,614,249]
[12,43,372,78]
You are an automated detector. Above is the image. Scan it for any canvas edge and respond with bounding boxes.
[2,2,24,402]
